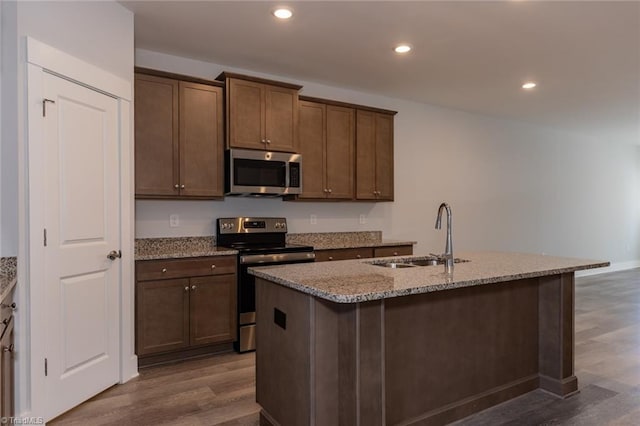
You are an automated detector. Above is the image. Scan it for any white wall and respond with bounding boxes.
[6,0,134,415]
[136,49,640,266]
[1,1,18,257]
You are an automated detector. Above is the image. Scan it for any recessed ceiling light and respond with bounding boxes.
[394,44,412,54]
[522,82,537,90]
[273,7,293,19]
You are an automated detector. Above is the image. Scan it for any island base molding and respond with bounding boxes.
[256,272,578,425]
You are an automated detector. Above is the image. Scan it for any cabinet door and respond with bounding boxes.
[298,101,327,199]
[136,278,190,356]
[265,85,299,152]
[228,78,265,150]
[190,275,237,346]
[325,105,355,199]
[179,82,224,197]
[135,74,179,196]
[375,113,394,201]
[0,317,13,418]
[355,110,377,200]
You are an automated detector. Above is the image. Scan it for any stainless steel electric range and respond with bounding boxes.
[216,217,315,353]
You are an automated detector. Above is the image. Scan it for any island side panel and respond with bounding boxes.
[384,278,540,425]
[256,278,311,426]
[538,272,578,396]
[314,299,358,426]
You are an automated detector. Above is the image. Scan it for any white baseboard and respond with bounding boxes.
[575,260,640,278]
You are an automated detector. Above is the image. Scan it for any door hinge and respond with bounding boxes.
[43,228,47,247]
[42,98,55,117]
[44,358,48,376]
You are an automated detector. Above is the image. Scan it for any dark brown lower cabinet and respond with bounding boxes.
[0,318,14,419]
[136,256,237,365]
[315,245,413,262]
[0,287,15,419]
[189,275,236,346]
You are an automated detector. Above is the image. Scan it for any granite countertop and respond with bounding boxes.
[135,237,237,260]
[135,231,415,260]
[287,231,416,250]
[0,257,17,302]
[248,251,609,303]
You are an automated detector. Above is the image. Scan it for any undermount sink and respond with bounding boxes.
[371,257,470,268]
[378,262,416,269]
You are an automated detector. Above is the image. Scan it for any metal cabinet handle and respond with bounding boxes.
[107,250,122,260]
[3,344,13,353]
[266,139,271,144]
[211,265,216,269]
[393,252,398,256]
[356,255,361,259]
[180,184,185,189]
[184,286,189,292]
[1,303,16,311]
[174,184,179,189]
[328,256,334,261]
[327,188,332,194]
[162,268,167,273]
[191,285,197,291]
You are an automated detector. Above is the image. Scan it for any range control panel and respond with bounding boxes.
[217,217,287,234]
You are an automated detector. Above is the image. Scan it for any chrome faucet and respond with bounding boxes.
[435,202,454,274]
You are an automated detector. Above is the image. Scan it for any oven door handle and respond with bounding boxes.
[240,252,316,265]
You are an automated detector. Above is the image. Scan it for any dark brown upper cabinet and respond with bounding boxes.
[135,70,224,199]
[298,99,355,200]
[218,72,302,153]
[356,110,396,201]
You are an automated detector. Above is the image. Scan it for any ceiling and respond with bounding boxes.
[120,1,640,143]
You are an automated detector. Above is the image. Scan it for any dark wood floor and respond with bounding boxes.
[51,269,640,425]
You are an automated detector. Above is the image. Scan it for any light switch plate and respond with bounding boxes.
[169,214,180,227]
[310,214,317,225]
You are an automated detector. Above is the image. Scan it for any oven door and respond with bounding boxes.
[236,253,315,352]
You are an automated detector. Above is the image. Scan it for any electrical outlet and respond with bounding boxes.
[310,214,317,225]
[169,214,180,227]
[359,214,367,224]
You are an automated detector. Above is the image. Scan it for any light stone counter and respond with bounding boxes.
[0,257,17,302]
[249,251,609,303]
[287,231,416,250]
[135,237,237,260]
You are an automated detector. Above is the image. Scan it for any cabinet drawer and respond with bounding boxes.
[374,245,413,258]
[136,256,236,281]
[314,248,373,262]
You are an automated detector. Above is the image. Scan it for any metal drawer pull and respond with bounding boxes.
[393,252,398,256]
[1,303,16,311]
[191,285,197,290]
[181,184,185,189]
[211,265,216,269]
[184,286,189,292]
[174,184,179,189]
[356,255,361,259]
[162,268,167,273]
[328,256,334,261]
[3,344,13,353]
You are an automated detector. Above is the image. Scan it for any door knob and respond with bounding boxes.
[107,250,122,260]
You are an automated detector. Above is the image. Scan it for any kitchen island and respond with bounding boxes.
[249,252,608,426]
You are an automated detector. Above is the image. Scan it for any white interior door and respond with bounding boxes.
[42,72,120,421]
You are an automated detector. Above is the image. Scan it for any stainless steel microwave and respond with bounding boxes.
[225,149,302,196]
